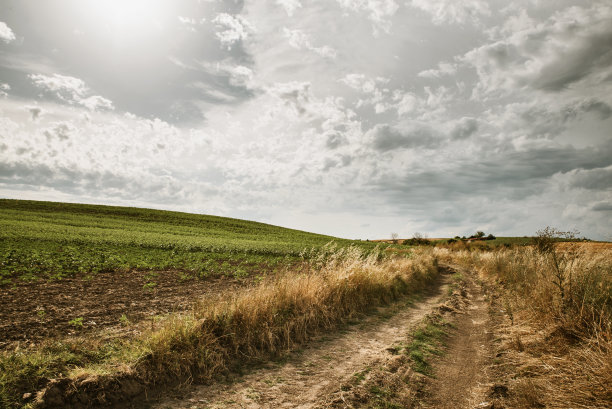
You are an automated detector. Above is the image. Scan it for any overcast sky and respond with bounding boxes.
[1,0,611,240]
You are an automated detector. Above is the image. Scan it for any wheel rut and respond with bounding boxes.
[152,272,453,409]
[415,265,495,409]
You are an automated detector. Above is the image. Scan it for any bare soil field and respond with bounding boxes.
[0,271,253,349]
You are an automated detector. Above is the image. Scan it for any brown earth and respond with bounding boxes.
[0,270,257,350]
[415,266,496,409]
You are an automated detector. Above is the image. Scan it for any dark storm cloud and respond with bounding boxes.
[0,161,193,203]
[565,167,612,190]
[367,141,612,211]
[592,202,612,212]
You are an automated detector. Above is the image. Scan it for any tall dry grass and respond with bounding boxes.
[28,246,440,408]
[442,244,611,340]
[143,245,439,381]
[435,244,612,407]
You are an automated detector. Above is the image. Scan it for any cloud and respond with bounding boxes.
[563,166,612,190]
[0,21,16,43]
[450,117,479,140]
[335,0,399,34]
[592,201,612,211]
[367,122,441,152]
[212,13,255,49]
[177,16,206,32]
[418,62,457,79]
[283,28,337,58]
[408,0,490,25]
[0,82,9,97]
[28,73,114,111]
[43,122,75,141]
[276,0,302,16]
[463,4,612,95]
[26,106,43,121]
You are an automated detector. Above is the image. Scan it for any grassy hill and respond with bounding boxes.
[0,199,375,284]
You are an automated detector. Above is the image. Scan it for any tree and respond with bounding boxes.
[390,232,399,244]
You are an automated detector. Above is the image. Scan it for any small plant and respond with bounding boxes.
[119,314,130,326]
[68,317,84,328]
[36,309,46,319]
[143,281,157,291]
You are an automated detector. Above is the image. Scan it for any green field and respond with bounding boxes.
[0,199,376,284]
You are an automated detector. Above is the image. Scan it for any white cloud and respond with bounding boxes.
[283,28,337,58]
[29,73,113,111]
[178,16,206,32]
[418,62,457,79]
[276,0,302,16]
[0,82,9,97]
[336,0,399,34]
[409,0,490,25]
[0,21,16,43]
[212,13,255,49]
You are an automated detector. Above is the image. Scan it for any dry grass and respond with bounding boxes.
[436,244,612,408]
[20,246,440,408]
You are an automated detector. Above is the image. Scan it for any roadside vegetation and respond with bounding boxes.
[436,229,612,408]
[0,245,440,409]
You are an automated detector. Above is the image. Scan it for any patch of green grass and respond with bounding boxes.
[368,385,402,409]
[405,317,449,375]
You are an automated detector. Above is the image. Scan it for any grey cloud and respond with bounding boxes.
[0,161,198,204]
[27,106,43,121]
[367,141,612,211]
[592,201,612,211]
[576,99,612,120]
[464,4,612,94]
[325,132,348,149]
[450,117,478,140]
[565,166,612,190]
[368,123,440,152]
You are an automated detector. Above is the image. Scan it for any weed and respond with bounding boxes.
[119,314,130,326]
[143,281,157,291]
[68,317,83,328]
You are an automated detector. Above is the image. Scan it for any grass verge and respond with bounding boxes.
[436,244,612,408]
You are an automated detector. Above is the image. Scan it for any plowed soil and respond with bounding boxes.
[0,271,252,350]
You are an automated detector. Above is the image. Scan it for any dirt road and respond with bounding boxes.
[152,267,495,409]
[415,266,495,408]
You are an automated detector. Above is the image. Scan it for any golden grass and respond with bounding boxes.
[22,246,440,408]
[436,244,612,408]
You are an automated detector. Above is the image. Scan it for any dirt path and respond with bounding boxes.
[415,265,495,409]
[152,272,453,409]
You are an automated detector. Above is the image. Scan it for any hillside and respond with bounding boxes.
[0,199,374,283]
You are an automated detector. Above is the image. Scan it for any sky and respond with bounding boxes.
[1,0,611,240]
